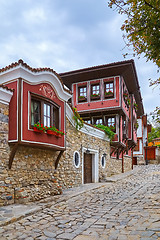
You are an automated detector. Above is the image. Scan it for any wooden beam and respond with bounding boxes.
[55,151,64,169]
[122,150,124,173]
[9,143,19,169]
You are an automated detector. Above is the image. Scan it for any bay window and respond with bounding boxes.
[31,96,59,129]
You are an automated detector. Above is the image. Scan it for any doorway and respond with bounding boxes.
[84,153,92,184]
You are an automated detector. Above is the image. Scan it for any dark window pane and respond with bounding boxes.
[31,100,41,126]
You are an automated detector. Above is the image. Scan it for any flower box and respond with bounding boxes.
[104,92,114,98]
[47,130,63,137]
[33,127,43,133]
[90,94,100,100]
[78,96,87,102]
[47,130,57,135]
[56,133,62,138]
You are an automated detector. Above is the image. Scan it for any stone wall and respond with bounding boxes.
[0,102,14,206]
[0,109,133,206]
[124,156,132,172]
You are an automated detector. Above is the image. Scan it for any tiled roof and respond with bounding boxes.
[59,59,144,116]
[0,59,72,95]
[60,59,135,75]
[0,84,14,92]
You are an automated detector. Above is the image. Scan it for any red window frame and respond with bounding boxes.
[104,81,114,98]
[30,94,59,129]
[78,85,87,102]
[106,116,116,132]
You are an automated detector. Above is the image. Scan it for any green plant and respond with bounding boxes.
[109,125,115,130]
[134,103,138,111]
[45,125,65,135]
[123,93,128,98]
[34,122,46,132]
[78,95,86,99]
[34,122,65,135]
[72,107,84,130]
[105,91,113,95]
[91,93,100,97]
[127,98,131,106]
[94,124,115,140]
[134,120,139,130]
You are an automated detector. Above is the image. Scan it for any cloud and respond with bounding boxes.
[0,0,159,115]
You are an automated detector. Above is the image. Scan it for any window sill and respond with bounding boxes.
[90,96,100,101]
[104,94,114,99]
[78,97,87,103]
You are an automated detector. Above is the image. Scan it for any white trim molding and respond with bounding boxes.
[66,103,109,141]
[0,87,13,105]
[0,65,72,102]
[82,147,99,184]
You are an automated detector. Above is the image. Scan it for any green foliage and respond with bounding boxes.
[108,0,160,68]
[151,106,160,124]
[34,122,46,132]
[148,127,160,142]
[105,91,113,95]
[72,107,84,130]
[134,120,139,130]
[34,122,65,135]
[94,124,115,140]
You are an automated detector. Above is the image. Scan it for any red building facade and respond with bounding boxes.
[60,59,144,161]
[0,60,72,156]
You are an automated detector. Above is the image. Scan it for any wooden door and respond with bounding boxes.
[132,157,137,165]
[145,147,156,160]
[84,153,92,184]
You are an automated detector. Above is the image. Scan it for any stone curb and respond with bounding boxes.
[0,167,141,227]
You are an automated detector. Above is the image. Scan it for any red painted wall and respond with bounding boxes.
[5,80,65,149]
[22,81,65,148]
[5,81,18,142]
[73,77,120,112]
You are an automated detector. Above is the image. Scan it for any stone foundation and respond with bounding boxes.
[0,102,133,206]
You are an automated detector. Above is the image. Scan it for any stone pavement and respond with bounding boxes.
[0,165,160,240]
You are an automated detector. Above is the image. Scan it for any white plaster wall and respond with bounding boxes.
[137,119,142,137]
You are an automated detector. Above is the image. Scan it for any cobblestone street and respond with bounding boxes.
[0,165,160,240]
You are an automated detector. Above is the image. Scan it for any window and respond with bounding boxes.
[73,151,80,168]
[85,119,91,124]
[31,100,41,126]
[106,117,116,132]
[123,118,128,140]
[101,155,106,168]
[31,96,59,129]
[104,82,114,98]
[91,84,100,100]
[95,118,103,125]
[78,86,87,102]
[44,103,51,127]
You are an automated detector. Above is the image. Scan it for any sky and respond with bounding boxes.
[0,0,159,117]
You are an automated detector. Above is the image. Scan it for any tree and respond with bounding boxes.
[148,126,160,143]
[108,0,160,68]
[150,106,160,125]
